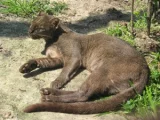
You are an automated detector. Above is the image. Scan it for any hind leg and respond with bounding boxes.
[40,88,75,96]
[41,71,108,103]
[40,88,81,102]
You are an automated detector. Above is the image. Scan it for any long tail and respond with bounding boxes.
[24,69,149,114]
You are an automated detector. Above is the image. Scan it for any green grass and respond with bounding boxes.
[122,53,160,117]
[101,9,148,46]
[101,10,149,47]
[134,10,147,30]
[120,11,160,117]
[0,0,68,18]
[102,23,135,46]
[101,9,160,118]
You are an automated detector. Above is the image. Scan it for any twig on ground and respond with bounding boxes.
[131,0,134,36]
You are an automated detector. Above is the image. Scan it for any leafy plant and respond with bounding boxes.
[50,1,68,15]
[102,23,135,46]
[0,0,68,18]
[122,52,160,117]
[134,10,147,29]
[123,84,160,117]
[149,52,160,84]
[101,8,160,118]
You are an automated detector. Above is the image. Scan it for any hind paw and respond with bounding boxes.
[41,94,54,102]
[40,88,52,95]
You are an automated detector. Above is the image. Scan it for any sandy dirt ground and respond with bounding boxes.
[0,0,147,120]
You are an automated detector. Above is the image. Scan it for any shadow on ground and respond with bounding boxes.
[0,8,131,38]
[67,8,131,33]
[0,21,30,38]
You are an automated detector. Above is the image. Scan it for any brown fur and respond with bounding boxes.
[19,12,149,114]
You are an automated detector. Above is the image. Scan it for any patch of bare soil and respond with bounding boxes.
[135,32,160,53]
[55,0,131,33]
[0,0,150,120]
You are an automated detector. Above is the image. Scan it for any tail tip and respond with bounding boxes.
[23,106,34,113]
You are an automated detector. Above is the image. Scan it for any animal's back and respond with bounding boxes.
[80,33,147,72]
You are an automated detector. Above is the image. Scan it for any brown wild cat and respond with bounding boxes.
[19,12,149,114]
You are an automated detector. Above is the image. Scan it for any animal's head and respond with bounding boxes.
[29,12,60,40]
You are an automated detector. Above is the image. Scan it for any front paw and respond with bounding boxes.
[19,60,37,73]
[50,80,63,89]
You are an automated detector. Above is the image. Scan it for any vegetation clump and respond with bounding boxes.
[0,0,68,18]
[103,9,160,118]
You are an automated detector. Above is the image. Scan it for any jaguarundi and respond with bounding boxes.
[19,12,149,114]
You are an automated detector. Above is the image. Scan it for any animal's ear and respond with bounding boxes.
[37,12,46,16]
[50,18,60,29]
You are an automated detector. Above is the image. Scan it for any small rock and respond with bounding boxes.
[135,37,160,52]
[66,9,76,16]
[141,34,147,39]
[33,77,40,80]
[124,0,128,2]
[0,42,2,49]
[3,112,11,119]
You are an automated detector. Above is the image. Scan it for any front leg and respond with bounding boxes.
[51,58,81,89]
[19,58,62,73]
